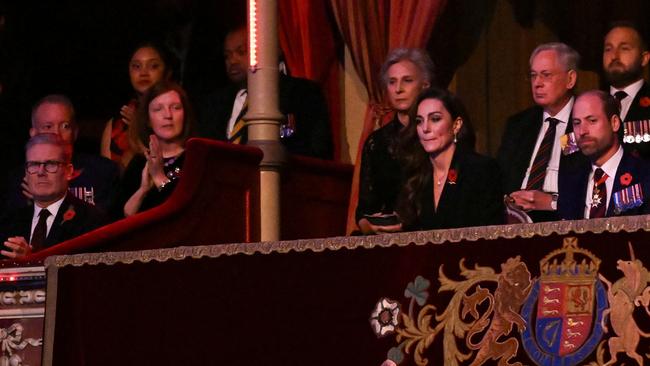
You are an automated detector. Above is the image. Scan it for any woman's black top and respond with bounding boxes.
[113,152,185,218]
[355,116,403,222]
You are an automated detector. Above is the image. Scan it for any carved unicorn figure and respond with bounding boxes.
[599,243,650,366]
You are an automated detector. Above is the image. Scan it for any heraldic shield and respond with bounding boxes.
[521,238,608,365]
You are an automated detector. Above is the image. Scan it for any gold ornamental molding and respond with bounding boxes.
[45,215,650,269]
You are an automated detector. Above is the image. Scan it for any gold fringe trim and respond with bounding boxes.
[44,215,650,269]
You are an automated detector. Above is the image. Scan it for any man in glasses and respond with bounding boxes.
[1,134,107,258]
[497,42,586,222]
[2,94,119,214]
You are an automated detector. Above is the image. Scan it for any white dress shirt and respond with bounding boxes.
[30,195,66,242]
[584,146,623,218]
[610,78,644,121]
[521,97,574,193]
[227,89,248,138]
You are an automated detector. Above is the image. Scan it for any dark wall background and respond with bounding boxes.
[0,0,246,165]
[2,0,650,167]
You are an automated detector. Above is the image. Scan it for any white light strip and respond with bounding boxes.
[249,0,258,70]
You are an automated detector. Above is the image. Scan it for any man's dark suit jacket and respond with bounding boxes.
[557,150,650,220]
[197,74,333,160]
[0,194,108,252]
[496,105,586,222]
[2,152,119,214]
[618,81,650,159]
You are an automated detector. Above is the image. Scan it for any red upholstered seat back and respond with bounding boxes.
[25,138,263,261]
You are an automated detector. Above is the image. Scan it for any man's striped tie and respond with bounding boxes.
[228,95,248,144]
[526,117,559,191]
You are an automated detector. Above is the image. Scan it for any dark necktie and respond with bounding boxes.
[30,209,51,251]
[614,91,628,114]
[614,90,628,102]
[526,117,560,190]
[589,168,608,219]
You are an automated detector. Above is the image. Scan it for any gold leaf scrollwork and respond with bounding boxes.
[395,304,439,366]
[375,257,531,366]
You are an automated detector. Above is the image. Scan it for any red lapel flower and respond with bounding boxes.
[620,172,633,186]
[447,169,458,184]
[62,205,76,224]
[640,96,650,108]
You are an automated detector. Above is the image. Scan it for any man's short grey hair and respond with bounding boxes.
[25,133,73,163]
[380,48,436,88]
[30,94,77,128]
[529,42,580,71]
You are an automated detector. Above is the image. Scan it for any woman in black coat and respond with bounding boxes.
[396,88,504,230]
[356,48,434,234]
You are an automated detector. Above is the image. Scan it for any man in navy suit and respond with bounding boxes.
[558,90,650,220]
[603,22,650,159]
[497,42,584,222]
[1,134,107,258]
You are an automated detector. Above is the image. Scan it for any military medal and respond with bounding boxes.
[591,188,602,208]
[591,173,608,208]
[624,121,634,143]
[612,183,644,214]
[623,120,650,144]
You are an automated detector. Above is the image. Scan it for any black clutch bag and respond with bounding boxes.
[363,214,400,226]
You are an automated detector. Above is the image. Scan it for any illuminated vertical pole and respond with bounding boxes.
[246,0,285,241]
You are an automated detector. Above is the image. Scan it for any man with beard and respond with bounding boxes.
[197,26,333,159]
[558,90,650,219]
[603,22,650,159]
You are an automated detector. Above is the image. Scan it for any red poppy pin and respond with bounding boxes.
[620,172,633,187]
[640,97,650,108]
[62,206,76,224]
[448,169,458,184]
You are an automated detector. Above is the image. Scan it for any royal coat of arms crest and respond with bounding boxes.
[520,237,607,365]
[370,237,650,366]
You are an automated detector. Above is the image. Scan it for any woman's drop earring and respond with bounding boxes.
[453,132,458,144]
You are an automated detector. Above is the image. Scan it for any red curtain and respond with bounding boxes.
[329,0,447,233]
[278,0,342,160]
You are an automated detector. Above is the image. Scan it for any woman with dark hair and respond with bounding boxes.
[356,48,434,234]
[396,88,503,230]
[101,41,176,171]
[114,81,194,217]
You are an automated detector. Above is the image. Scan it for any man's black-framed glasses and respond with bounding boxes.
[25,160,66,174]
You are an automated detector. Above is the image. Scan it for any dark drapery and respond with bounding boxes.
[278,0,342,160]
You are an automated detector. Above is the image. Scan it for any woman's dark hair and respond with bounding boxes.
[128,40,178,82]
[130,81,195,151]
[396,88,476,227]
